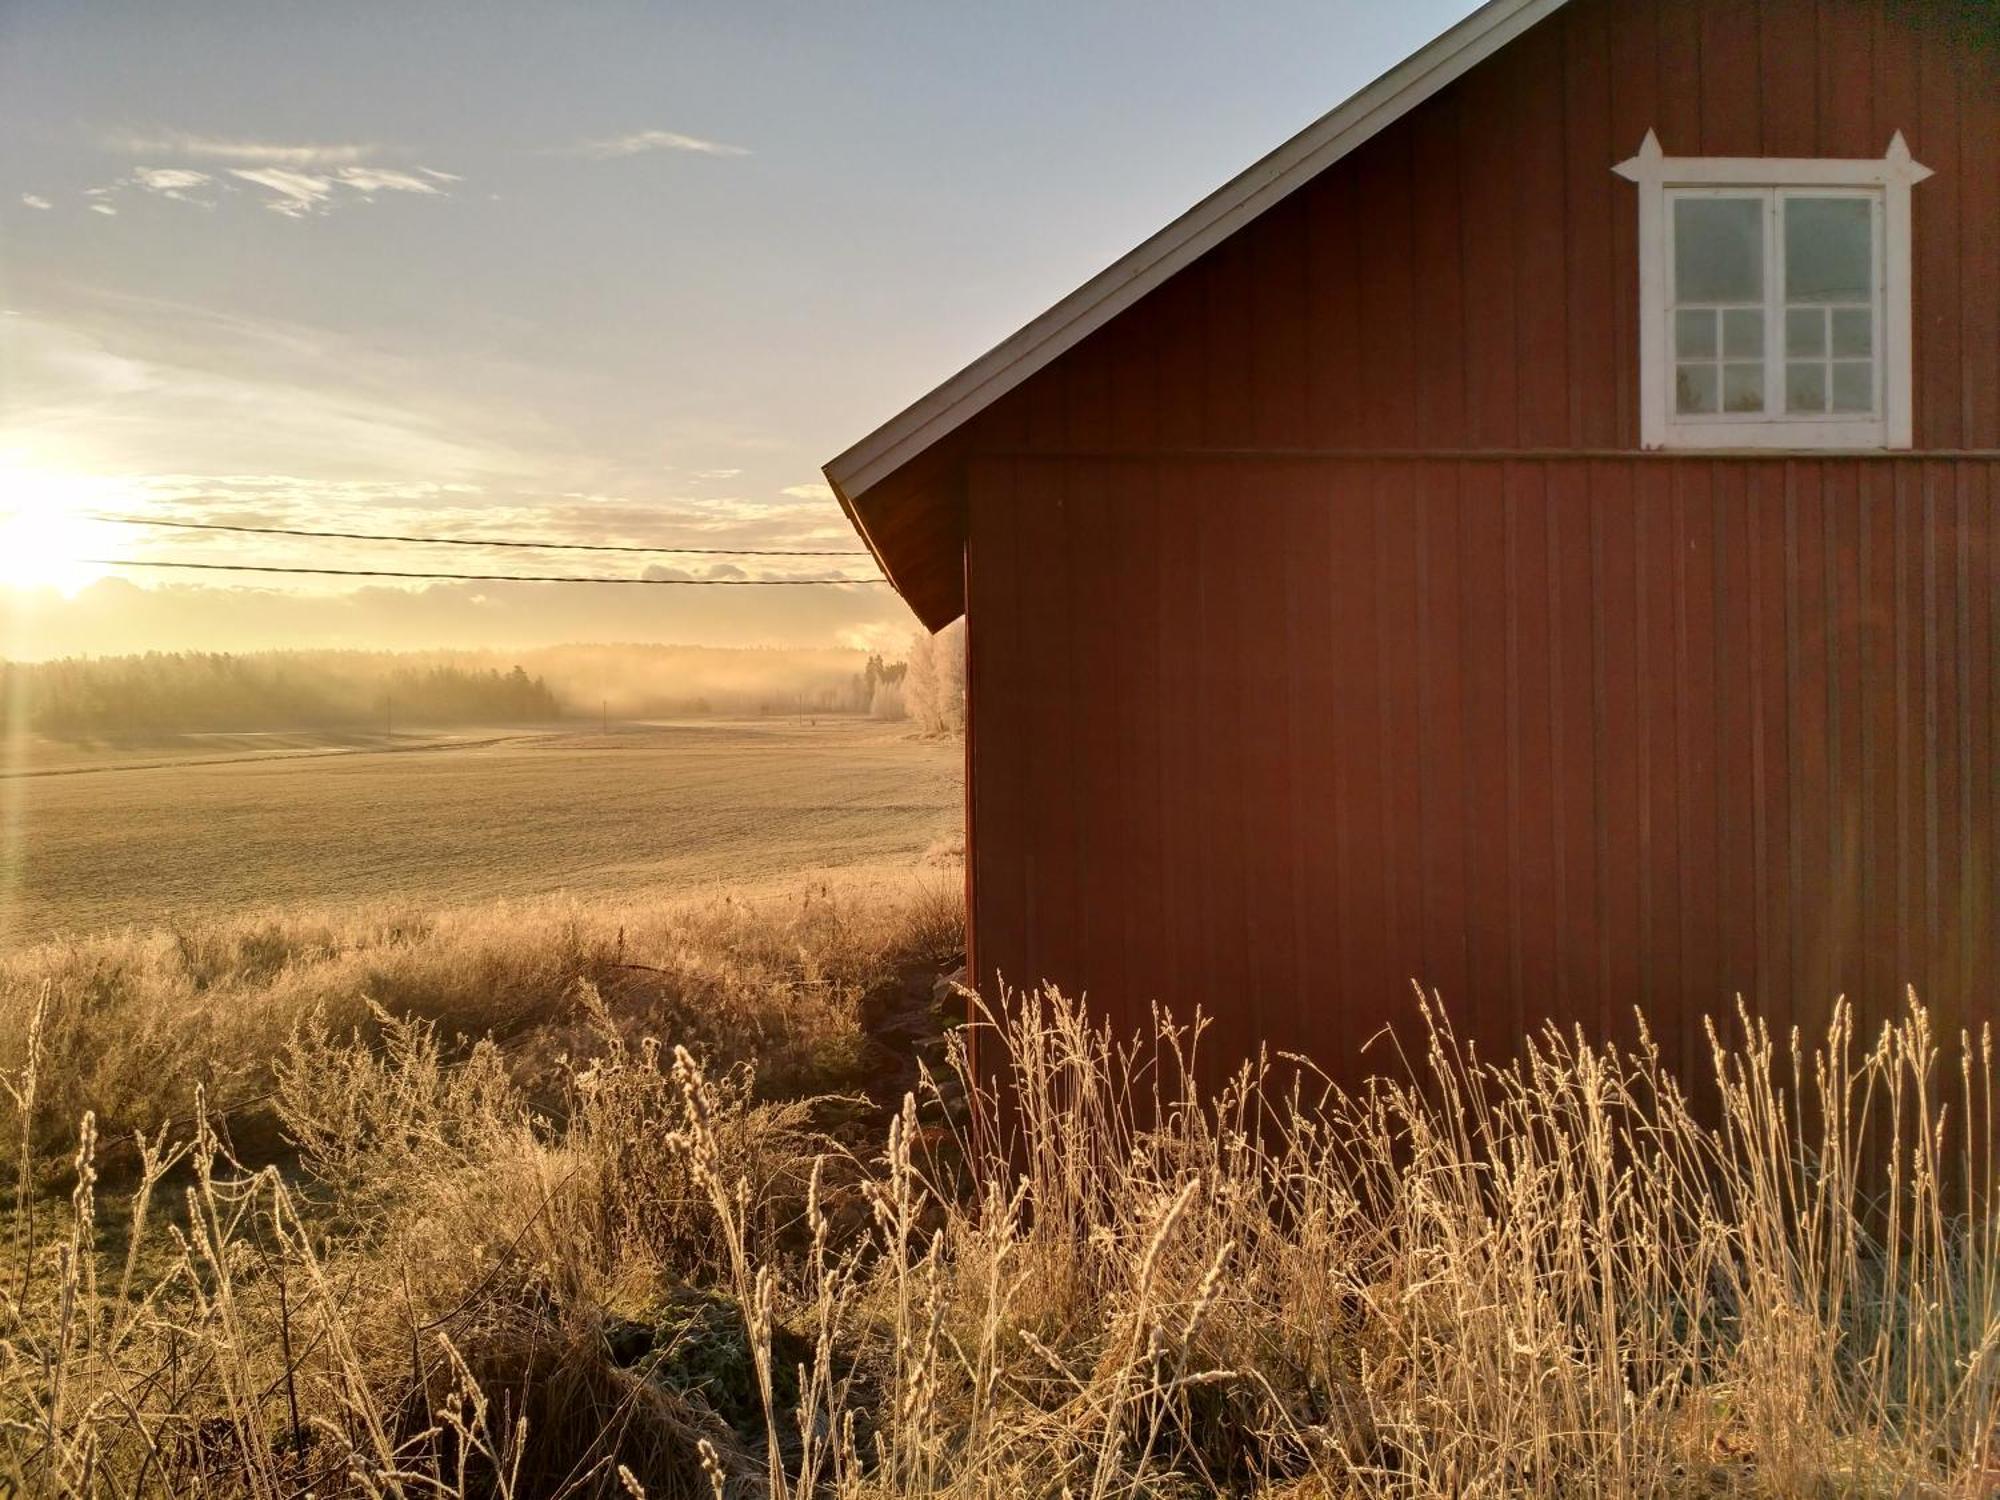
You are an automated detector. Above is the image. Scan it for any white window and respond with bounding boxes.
[1614,131,1931,450]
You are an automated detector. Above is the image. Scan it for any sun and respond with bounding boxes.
[0,460,120,598]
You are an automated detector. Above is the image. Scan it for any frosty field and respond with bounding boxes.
[3,717,962,943]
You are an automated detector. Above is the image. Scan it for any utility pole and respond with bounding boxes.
[385,693,393,741]
[601,698,608,736]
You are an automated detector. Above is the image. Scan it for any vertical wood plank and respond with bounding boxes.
[1066,460,1125,1007]
[967,458,1029,1003]
[1760,0,1819,156]
[1376,464,1428,1021]
[1550,459,1604,1032]
[1462,463,1516,1066]
[1513,24,1571,448]
[1015,459,1078,997]
[1250,196,1312,448]
[1607,0,1661,446]
[1814,0,1873,157]
[1713,463,1763,1012]
[1859,463,1901,1012]
[1637,461,1688,1029]
[1563,0,1619,448]
[1595,461,1645,1051]
[1508,462,1561,1029]
[1658,0,1706,154]
[1960,42,2000,449]
[1277,462,1337,1058]
[1700,0,1764,154]
[1675,462,1722,1073]
[1459,53,1521,448]
[1914,26,1962,450]
[1409,93,1470,450]
[1354,132,1421,449]
[1108,460,1167,1013]
[1304,170,1364,449]
[1330,464,1393,1060]
[1417,463,1472,1015]
[1786,462,1835,1030]
[1237,467,1302,1054]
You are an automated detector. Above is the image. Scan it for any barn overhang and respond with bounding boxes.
[822,0,1573,630]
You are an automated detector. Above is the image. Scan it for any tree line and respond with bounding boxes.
[8,652,559,737]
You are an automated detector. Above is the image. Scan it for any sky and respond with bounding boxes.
[0,0,1477,659]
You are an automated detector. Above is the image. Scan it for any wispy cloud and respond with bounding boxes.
[228,167,333,217]
[334,166,440,196]
[88,202,117,216]
[19,194,52,210]
[559,129,749,160]
[106,167,219,206]
[104,130,378,167]
[214,163,449,217]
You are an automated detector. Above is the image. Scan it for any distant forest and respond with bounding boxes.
[2,642,947,740]
[10,653,561,737]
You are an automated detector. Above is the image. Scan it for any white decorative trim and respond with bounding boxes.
[826,0,1576,501]
[1613,131,1932,451]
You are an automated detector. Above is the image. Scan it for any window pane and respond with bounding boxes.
[1723,308,1763,358]
[1831,360,1873,413]
[1832,307,1872,357]
[1675,197,1763,303]
[1785,196,1872,303]
[1677,363,1719,414]
[1723,363,1764,412]
[1677,308,1718,358]
[1787,361,1827,414]
[1787,307,1826,357]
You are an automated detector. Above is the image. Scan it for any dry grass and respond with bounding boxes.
[0,881,927,1175]
[1,885,1995,1498]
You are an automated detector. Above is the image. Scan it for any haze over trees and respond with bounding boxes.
[9,653,560,737]
[4,643,922,739]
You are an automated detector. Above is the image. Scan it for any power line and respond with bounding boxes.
[88,511,875,558]
[85,558,892,586]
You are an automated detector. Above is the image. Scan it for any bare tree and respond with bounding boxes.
[903,619,966,736]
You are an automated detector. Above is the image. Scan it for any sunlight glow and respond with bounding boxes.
[0,459,123,597]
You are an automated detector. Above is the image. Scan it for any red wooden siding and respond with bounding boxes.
[875,0,2000,1086]
[967,0,2000,459]
[861,0,2000,630]
[967,454,1997,1083]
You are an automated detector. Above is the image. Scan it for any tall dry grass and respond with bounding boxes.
[0,881,937,1175]
[1,886,1995,1497]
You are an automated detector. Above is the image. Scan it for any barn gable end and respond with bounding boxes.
[832,0,2000,1090]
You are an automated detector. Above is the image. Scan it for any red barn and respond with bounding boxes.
[827,0,1998,1086]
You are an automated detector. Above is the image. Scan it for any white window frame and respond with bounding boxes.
[1613,131,1931,451]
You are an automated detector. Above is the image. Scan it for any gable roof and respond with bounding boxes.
[824,0,1572,625]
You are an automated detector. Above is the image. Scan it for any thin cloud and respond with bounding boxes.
[132,167,210,190]
[89,202,118,216]
[117,167,217,205]
[226,164,452,217]
[335,166,439,195]
[229,167,334,217]
[105,130,378,167]
[561,129,749,160]
[19,194,52,210]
